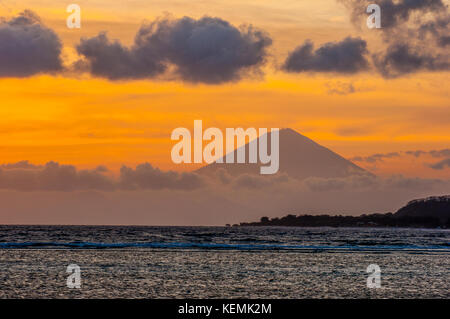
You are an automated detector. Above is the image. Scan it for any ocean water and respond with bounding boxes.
[0,225,448,298]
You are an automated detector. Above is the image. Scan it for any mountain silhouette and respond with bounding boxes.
[395,195,450,222]
[196,128,371,179]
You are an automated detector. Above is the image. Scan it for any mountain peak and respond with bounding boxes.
[196,128,372,179]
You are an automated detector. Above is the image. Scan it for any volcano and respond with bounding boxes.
[196,128,371,179]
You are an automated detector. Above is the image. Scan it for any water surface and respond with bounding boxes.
[0,226,448,298]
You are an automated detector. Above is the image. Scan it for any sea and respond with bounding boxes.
[0,225,448,298]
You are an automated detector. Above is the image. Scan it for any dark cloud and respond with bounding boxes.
[282,37,369,74]
[76,32,166,80]
[373,43,449,77]
[339,0,450,77]
[438,35,450,46]
[0,10,63,77]
[339,0,446,29]
[418,16,450,46]
[76,16,272,83]
[428,158,450,170]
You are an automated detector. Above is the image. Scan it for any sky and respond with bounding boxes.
[0,0,449,224]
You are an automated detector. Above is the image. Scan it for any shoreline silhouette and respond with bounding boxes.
[237,195,450,229]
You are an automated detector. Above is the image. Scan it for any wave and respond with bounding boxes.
[0,241,449,252]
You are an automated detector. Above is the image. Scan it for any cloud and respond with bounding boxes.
[0,10,63,77]
[0,161,205,191]
[304,174,447,192]
[304,174,378,191]
[119,163,205,190]
[352,149,450,163]
[418,16,450,46]
[351,149,450,171]
[339,0,450,77]
[383,174,445,190]
[0,161,114,191]
[340,0,446,29]
[429,149,450,158]
[1,160,42,169]
[76,16,272,83]
[75,32,166,80]
[282,37,369,74]
[373,43,449,78]
[438,35,450,46]
[304,177,348,192]
[351,152,400,163]
[428,158,450,170]
[405,149,450,158]
[352,148,450,163]
[325,81,356,95]
[1,161,449,225]
[232,173,290,189]
[1,159,448,200]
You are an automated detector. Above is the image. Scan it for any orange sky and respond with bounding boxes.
[0,0,449,178]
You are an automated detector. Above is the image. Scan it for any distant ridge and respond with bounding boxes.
[196,128,371,179]
[239,195,450,228]
[395,195,450,222]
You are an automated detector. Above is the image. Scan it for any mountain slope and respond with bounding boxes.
[196,128,371,179]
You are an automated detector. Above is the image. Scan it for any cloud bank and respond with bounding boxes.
[1,161,450,225]
[0,161,205,191]
[373,42,449,78]
[1,160,448,192]
[1,160,449,225]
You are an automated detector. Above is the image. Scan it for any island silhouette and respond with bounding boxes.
[237,195,450,228]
